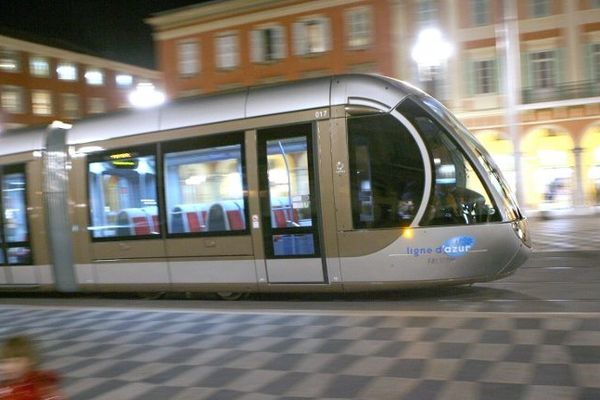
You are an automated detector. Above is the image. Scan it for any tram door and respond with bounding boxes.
[257,124,326,283]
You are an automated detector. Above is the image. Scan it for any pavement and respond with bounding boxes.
[0,214,597,400]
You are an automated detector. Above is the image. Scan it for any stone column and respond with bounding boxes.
[573,147,585,208]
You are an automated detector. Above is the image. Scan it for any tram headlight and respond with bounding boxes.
[511,219,532,248]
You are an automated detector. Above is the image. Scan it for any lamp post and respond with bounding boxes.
[411,27,453,99]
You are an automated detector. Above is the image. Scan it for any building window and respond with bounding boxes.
[88,97,106,114]
[251,25,286,63]
[115,74,133,87]
[473,59,496,94]
[29,56,50,77]
[293,17,331,55]
[0,50,20,73]
[57,62,78,81]
[417,0,437,27]
[85,68,104,85]
[177,40,200,76]
[346,7,372,49]
[61,93,80,119]
[531,50,556,89]
[1,86,24,114]
[471,0,490,26]
[593,0,600,8]
[215,33,239,70]
[31,90,53,115]
[529,0,550,18]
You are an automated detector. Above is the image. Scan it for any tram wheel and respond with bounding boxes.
[216,292,248,301]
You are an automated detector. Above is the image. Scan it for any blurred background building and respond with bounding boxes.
[0,31,162,130]
[148,0,600,213]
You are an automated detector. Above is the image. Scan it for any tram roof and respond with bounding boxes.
[0,74,418,156]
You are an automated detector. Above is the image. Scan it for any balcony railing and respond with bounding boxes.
[521,80,600,104]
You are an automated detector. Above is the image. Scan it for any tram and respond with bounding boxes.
[0,74,531,297]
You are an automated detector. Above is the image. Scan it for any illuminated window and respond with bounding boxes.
[215,33,239,69]
[87,146,159,239]
[31,90,53,115]
[177,40,200,76]
[1,86,24,114]
[88,97,106,114]
[116,74,133,87]
[61,93,80,119]
[346,7,372,49]
[0,50,20,73]
[251,25,286,63]
[163,134,246,235]
[471,0,490,26]
[85,68,104,85]
[293,17,331,55]
[29,56,50,77]
[57,62,78,81]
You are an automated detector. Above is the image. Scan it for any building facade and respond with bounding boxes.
[148,0,600,212]
[0,33,162,131]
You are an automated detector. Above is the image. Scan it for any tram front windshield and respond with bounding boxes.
[397,98,503,226]
[417,96,523,221]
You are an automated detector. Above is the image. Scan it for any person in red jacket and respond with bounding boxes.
[0,335,64,400]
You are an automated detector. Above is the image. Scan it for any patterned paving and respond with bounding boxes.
[1,306,600,400]
[528,214,600,252]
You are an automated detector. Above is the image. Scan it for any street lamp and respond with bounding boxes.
[128,82,166,108]
[411,27,453,98]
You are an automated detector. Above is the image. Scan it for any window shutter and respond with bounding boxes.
[251,29,264,63]
[584,44,593,81]
[494,58,502,94]
[293,22,307,56]
[273,25,286,59]
[322,17,332,51]
[520,52,531,88]
[464,60,474,97]
[555,48,564,85]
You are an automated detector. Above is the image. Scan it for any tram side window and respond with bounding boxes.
[0,166,32,265]
[348,113,425,229]
[88,149,159,239]
[397,98,501,225]
[163,141,246,235]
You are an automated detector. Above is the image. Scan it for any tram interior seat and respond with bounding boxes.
[170,204,208,233]
[170,201,245,233]
[116,207,159,236]
[270,197,300,228]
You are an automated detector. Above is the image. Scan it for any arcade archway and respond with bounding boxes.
[521,126,575,209]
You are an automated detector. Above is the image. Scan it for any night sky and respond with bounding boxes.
[0,0,211,69]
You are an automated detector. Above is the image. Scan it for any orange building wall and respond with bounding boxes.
[155,0,392,97]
